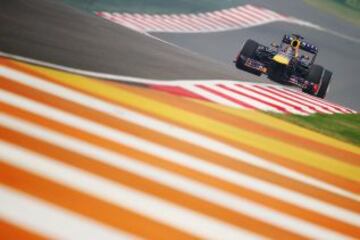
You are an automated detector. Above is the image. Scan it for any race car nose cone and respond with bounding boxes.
[272,54,290,65]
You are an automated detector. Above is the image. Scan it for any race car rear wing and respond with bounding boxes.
[282,35,318,54]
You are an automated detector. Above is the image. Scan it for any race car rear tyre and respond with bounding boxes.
[303,64,323,95]
[306,64,323,84]
[235,39,261,76]
[316,69,332,99]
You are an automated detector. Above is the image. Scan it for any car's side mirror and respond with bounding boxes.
[271,42,279,48]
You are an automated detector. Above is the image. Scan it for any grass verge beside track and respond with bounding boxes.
[305,0,360,26]
[270,113,360,146]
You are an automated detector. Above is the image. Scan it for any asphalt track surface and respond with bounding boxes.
[154,22,360,110]
[148,1,360,110]
[0,0,358,109]
[0,0,247,80]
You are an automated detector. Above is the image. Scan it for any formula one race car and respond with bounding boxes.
[234,34,332,98]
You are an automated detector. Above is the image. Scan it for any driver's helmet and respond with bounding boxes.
[283,39,300,58]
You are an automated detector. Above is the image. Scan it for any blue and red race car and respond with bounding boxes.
[234,34,332,98]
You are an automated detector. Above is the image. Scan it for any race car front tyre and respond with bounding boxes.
[239,39,258,58]
[306,64,323,84]
[268,63,286,82]
[316,69,332,99]
[235,39,261,76]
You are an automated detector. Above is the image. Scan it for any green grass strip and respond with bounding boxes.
[270,113,360,146]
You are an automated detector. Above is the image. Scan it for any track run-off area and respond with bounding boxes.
[95,3,359,114]
[0,57,359,239]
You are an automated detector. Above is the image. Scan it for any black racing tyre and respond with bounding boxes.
[268,64,285,82]
[316,69,332,99]
[235,39,261,76]
[306,64,323,84]
[240,39,258,58]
